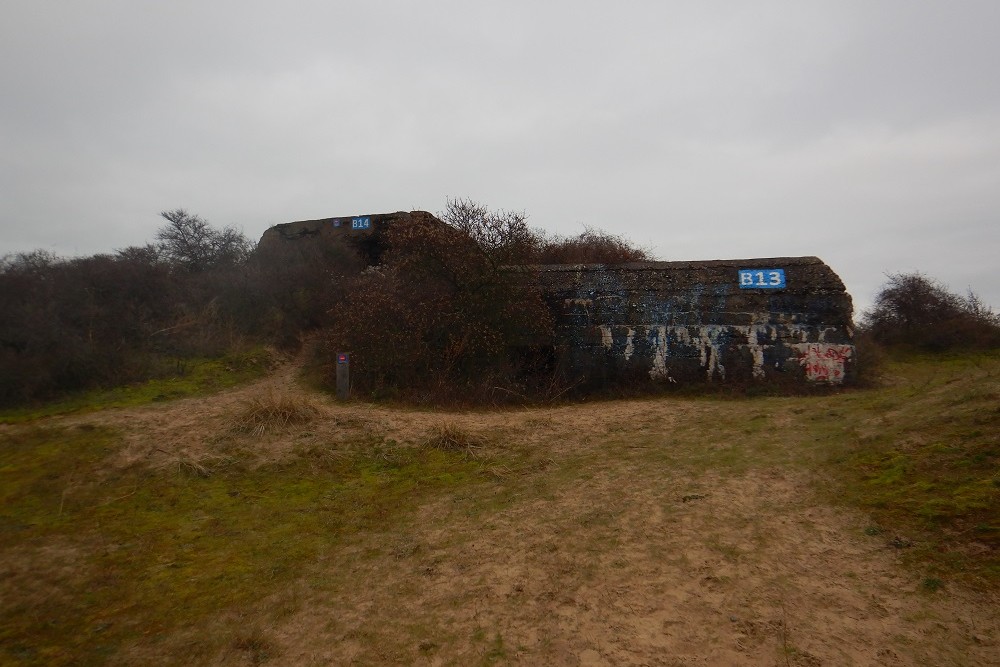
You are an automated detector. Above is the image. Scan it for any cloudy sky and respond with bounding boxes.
[2,1,998,314]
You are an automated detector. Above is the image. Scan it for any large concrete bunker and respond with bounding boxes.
[535,258,855,385]
[259,211,856,385]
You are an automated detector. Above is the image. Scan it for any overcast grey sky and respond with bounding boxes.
[2,1,998,315]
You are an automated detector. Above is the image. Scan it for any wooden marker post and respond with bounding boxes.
[336,352,350,400]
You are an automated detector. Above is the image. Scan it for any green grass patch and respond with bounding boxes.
[815,351,1000,582]
[0,348,273,424]
[0,425,493,665]
[588,351,1000,584]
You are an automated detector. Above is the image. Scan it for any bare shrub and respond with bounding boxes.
[860,273,1000,351]
[850,329,889,387]
[534,227,651,265]
[156,209,252,273]
[439,197,539,267]
[228,392,322,436]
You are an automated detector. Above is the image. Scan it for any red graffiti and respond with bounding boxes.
[797,344,853,383]
[804,362,843,380]
[800,343,851,361]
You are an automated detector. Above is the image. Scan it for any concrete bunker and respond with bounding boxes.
[259,212,856,386]
[534,258,855,385]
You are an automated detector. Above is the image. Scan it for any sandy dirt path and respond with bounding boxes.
[267,462,996,666]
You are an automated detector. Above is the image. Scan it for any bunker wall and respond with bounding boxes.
[534,257,856,384]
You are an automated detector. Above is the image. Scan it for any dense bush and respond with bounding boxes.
[1,249,172,404]
[245,228,357,346]
[860,273,1000,351]
[533,227,651,264]
[323,203,555,402]
[0,212,261,406]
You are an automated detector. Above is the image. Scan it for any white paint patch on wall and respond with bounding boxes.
[599,325,613,350]
[649,324,730,381]
[784,324,811,342]
[597,324,854,383]
[699,327,727,380]
[792,343,854,383]
[818,327,840,343]
[648,325,668,380]
[745,325,768,379]
[624,327,636,362]
[564,298,592,312]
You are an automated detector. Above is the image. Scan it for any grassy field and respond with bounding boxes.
[829,352,1000,578]
[1,351,997,665]
[0,349,274,425]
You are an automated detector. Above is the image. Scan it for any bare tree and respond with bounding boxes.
[156,209,252,272]
[439,198,539,268]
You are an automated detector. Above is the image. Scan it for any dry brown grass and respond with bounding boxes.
[423,422,491,458]
[5,354,1000,666]
[153,452,238,477]
[227,391,322,437]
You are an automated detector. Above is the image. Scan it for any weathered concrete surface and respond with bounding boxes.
[257,210,439,266]
[259,210,431,244]
[535,257,855,385]
[258,213,856,385]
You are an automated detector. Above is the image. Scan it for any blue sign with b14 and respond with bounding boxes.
[739,268,786,289]
[351,217,371,230]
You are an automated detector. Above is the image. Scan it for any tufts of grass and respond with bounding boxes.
[0,347,274,424]
[227,391,322,436]
[230,625,276,665]
[423,423,491,459]
[922,577,945,593]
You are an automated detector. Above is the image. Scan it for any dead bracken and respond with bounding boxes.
[227,391,322,436]
[423,422,490,458]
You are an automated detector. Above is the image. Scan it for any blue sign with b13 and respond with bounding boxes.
[738,268,786,289]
